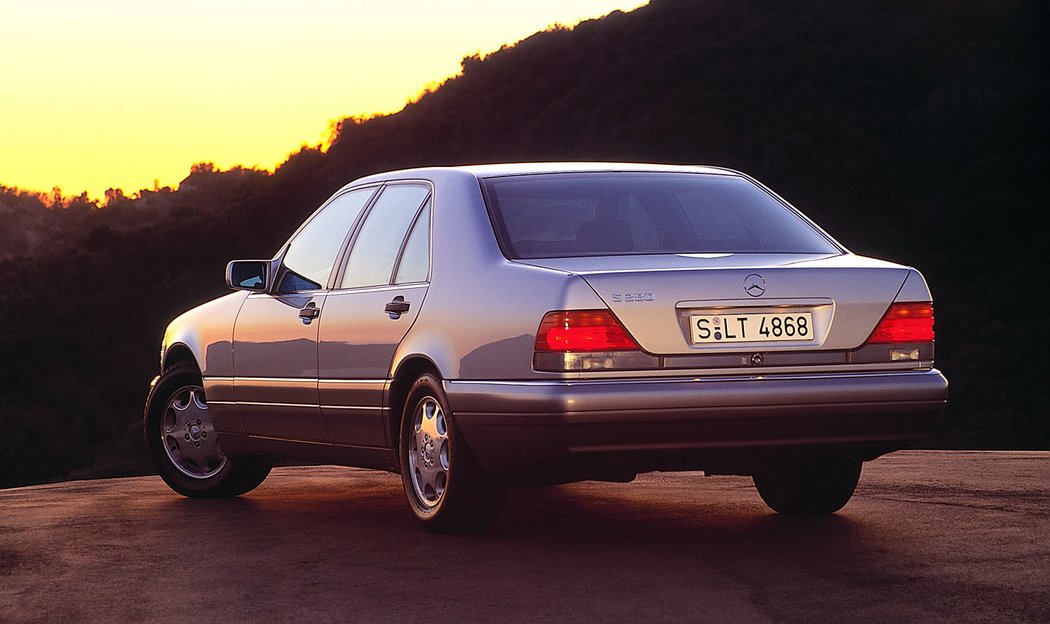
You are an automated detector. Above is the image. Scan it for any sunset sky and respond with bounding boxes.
[2,0,647,199]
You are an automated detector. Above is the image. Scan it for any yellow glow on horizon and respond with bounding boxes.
[1,0,648,200]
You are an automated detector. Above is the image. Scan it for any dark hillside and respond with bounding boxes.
[0,0,1045,488]
[315,0,1049,446]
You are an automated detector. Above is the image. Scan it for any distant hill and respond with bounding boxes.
[0,0,1045,488]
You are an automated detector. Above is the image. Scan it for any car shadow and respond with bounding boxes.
[138,470,953,621]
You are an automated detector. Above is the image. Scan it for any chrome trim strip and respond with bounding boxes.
[208,399,387,411]
[452,368,941,387]
[532,361,933,381]
[214,376,389,384]
[318,379,389,385]
[237,401,319,409]
[206,377,389,385]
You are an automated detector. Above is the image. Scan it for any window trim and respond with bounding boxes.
[323,183,387,290]
[390,200,432,286]
[331,179,434,291]
[271,183,383,294]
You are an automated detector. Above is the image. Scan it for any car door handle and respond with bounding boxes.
[299,302,320,324]
[385,296,410,318]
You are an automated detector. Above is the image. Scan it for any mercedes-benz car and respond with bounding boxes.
[144,163,947,532]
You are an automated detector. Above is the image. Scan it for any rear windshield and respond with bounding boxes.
[481,172,841,258]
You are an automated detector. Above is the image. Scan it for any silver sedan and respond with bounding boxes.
[144,163,948,532]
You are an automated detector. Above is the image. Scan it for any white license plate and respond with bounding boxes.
[690,311,814,344]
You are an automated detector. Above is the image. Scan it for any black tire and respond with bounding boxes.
[144,360,271,498]
[752,457,862,515]
[399,372,506,533]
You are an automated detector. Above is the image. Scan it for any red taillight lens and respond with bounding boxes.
[865,302,934,344]
[535,310,640,352]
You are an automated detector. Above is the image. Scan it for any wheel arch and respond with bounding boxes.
[387,355,442,460]
[163,343,200,373]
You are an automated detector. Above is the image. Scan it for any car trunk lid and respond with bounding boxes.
[516,253,912,355]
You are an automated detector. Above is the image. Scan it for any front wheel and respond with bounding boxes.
[144,361,271,498]
[399,372,506,533]
[752,457,862,515]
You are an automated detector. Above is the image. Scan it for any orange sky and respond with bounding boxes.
[1,0,647,200]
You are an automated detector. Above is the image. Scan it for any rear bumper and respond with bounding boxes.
[445,369,947,477]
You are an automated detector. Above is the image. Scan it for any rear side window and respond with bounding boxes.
[481,173,840,258]
[394,203,431,284]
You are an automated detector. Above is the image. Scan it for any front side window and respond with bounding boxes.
[482,173,841,259]
[278,187,376,292]
[341,185,430,289]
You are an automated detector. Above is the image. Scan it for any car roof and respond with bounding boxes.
[441,162,736,178]
[344,162,740,187]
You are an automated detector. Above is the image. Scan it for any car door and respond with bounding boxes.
[318,183,432,448]
[231,186,377,442]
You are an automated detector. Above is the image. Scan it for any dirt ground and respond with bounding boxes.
[1,451,1047,623]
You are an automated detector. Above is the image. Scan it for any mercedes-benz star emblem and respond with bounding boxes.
[744,274,766,297]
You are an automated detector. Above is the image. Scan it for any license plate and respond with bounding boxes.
[690,311,814,344]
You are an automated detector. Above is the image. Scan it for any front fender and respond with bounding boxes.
[161,291,248,376]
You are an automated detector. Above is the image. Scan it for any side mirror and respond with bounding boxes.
[226,260,270,291]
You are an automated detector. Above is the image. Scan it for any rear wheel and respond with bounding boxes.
[399,372,505,533]
[752,457,862,515]
[145,361,271,497]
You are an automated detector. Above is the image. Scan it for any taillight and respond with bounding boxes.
[865,302,934,344]
[535,310,640,352]
[534,310,657,371]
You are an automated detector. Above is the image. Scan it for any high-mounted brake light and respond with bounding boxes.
[535,310,640,352]
[865,302,934,344]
